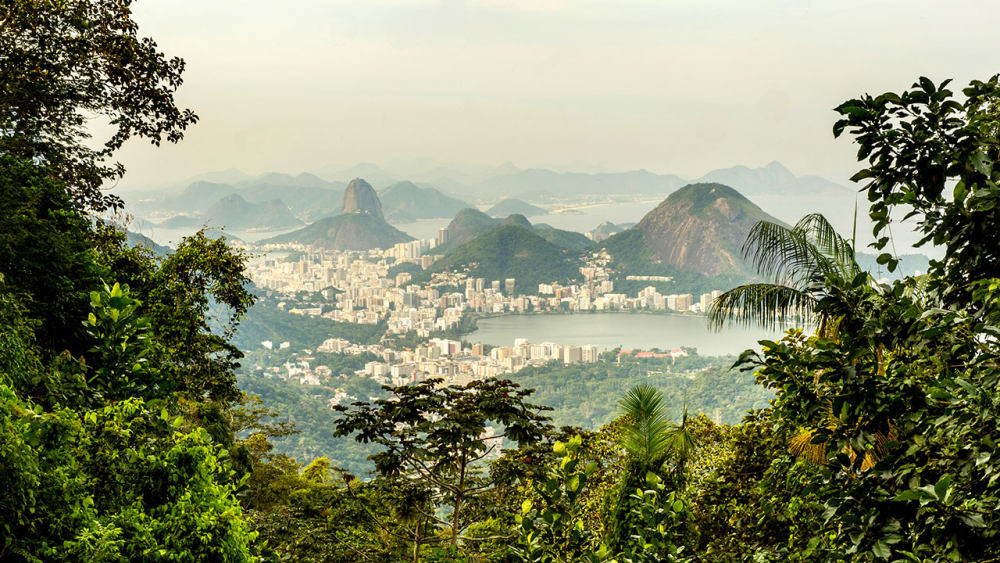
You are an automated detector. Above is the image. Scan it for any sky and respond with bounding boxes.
[113,0,1000,189]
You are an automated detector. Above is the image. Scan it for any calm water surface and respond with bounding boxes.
[468,312,782,356]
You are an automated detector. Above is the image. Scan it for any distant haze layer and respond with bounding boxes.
[104,0,998,192]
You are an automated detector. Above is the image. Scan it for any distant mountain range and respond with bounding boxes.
[693,161,852,197]
[128,167,930,294]
[486,198,547,217]
[380,181,471,222]
[132,160,853,210]
[205,194,302,231]
[296,160,848,203]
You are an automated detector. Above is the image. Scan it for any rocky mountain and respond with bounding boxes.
[342,178,384,219]
[259,213,412,250]
[588,221,632,243]
[259,180,412,250]
[475,168,686,200]
[147,173,345,222]
[486,198,547,217]
[204,194,302,231]
[426,224,582,291]
[602,183,781,279]
[380,181,470,222]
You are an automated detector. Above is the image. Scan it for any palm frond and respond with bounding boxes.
[794,214,864,281]
[664,404,696,461]
[708,283,817,331]
[742,220,835,285]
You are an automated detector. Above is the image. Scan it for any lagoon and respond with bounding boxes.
[466,312,782,356]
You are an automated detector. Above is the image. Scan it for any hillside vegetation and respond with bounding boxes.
[428,224,583,289]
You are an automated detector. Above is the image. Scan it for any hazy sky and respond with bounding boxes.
[114,0,1000,188]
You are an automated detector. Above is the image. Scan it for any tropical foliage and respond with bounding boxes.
[6,2,1000,558]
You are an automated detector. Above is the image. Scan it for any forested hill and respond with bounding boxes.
[427,224,583,289]
[438,207,591,254]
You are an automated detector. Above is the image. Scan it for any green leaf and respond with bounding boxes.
[872,540,891,559]
[934,474,952,502]
[959,513,986,528]
[893,489,926,502]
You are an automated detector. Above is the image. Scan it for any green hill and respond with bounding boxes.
[439,208,588,254]
[438,208,504,252]
[259,212,413,250]
[380,181,471,221]
[427,224,582,291]
[485,198,547,217]
[533,223,593,251]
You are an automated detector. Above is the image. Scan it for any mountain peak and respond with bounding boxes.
[342,178,384,219]
[624,183,780,277]
[500,214,533,229]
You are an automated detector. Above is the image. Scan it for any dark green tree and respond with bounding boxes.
[834,75,1000,307]
[333,378,552,558]
[0,156,100,356]
[1,0,197,211]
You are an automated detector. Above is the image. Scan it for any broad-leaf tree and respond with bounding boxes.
[0,0,198,211]
[333,378,552,556]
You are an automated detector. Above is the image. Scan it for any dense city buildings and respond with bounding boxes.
[245,243,721,397]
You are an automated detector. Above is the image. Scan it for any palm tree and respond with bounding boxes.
[619,384,698,478]
[607,384,697,552]
[708,213,864,337]
[619,383,673,468]
[708,213,901,470]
